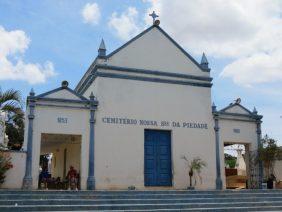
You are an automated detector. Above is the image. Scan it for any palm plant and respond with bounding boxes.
[0,88,22,114]
[181,155,207,188]
[0,88,22,131]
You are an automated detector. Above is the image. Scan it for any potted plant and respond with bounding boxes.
[181,155,206,189]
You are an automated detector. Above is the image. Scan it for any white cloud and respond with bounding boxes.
[221,50,282,87]
[82,2,101,25]
[260,107,282,145]
[0,26,56,84]
[145,0,282,86]
[108,7,141,41]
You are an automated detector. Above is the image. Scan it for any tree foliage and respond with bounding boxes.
[0,88,24,150]
[5,110,24,150]
[181,155,207,187]
[0,88,22,114]
[225,153,236,168]
[257,135,281,178]
[0,151,13,185]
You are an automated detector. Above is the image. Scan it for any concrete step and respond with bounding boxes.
[1,196,282,205]
[1,201,282,211]
[1,189,282,194]
[0,190,281,211]
[1,192,282,200]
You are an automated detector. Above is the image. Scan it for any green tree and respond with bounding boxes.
[0,88,22,114]
[225,153,236,168]
[5,110,24,150]
[257,135,281,179]
[0,88,23,150]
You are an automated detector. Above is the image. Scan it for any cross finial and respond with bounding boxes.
[149,11,159,24]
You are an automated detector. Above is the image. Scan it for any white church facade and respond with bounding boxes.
[2,21,263,190]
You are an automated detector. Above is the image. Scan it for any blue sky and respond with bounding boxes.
[0,0,281,144]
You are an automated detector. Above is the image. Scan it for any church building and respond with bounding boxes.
[3,19,263,190]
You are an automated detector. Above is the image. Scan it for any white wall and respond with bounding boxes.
[274,160,282,181]
[85,76,216,190]
[23,103,90,189]
[1,151,26,189]
[219,118,258,188]
[108,27,209,77]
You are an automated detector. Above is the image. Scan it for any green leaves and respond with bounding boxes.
[257,135,281,178]
[181,155,207,186]
[0,87,24,150]
[0,152,13,185]
[0,88,22,113]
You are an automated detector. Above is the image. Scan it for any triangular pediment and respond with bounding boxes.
[106,26,208,77]
[220,103,252,115]
[37,87,88,101]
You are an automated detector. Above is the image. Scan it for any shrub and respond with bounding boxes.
[0,151,13,185]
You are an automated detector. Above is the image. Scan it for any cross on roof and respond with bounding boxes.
[149,11,159,24]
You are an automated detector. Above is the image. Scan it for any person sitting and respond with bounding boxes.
[66,166,78,190]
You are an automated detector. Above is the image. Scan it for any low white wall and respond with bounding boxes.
[1,151,26,189]
[274,160,282,181]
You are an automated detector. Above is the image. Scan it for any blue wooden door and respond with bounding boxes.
[144,130,172,186]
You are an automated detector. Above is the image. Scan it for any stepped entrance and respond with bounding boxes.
[39,133,81,190]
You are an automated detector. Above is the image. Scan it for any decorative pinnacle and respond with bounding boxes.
[99,39,106,50]
[149,11,159,24]
[90,92,95,100]
[253,107,258,114]
[29,88,35,96]
[200,53,210,70]
[98,39,106,57]
[212,102,217,112]
[201,53,208,64]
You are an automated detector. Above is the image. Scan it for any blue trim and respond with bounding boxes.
[96,65,212,81]
[87,94,97,190]
[35,97,96,105]
[35,103,90,110]
[217,111,263,120]
[76,65,212,95]
[65,87,88,101]
[76,25,212,94]
[96,72,212,88]
[22,95,35,189]
[77,72,98,95]
[106,26,155,58]
[36,86,88,101]
[213,117,260,123]
[155,26,210,72]
[75,57,98,92]
[36,87,62,98]
[213,116,223,190]
[106,25,209,72]
[220,103,253,115]
[256,121,263,189]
